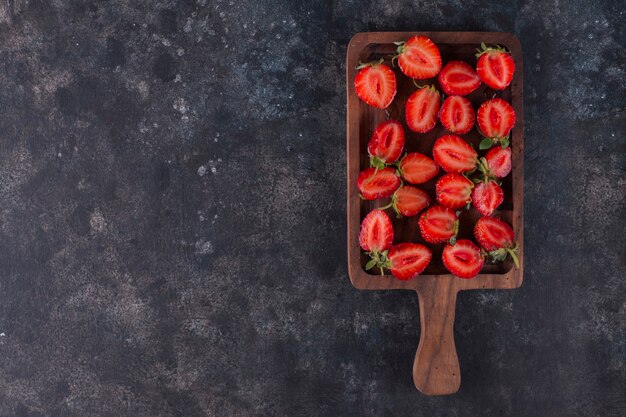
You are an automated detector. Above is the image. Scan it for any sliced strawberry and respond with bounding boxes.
[368,120,405,168]
[477,98,516,142]
[474,217,520,268]
[436,173,473,209]
[396,36,442,79]
[354,60,397,109]
[475,43,515,90]
[439,96,475,134]
[432,134,478,173]
[357,167,401,200]
[438,61,481,96]
[359,209,394,252]
[471,180,504,216]
[485,146,512,178]
[398,152,439,184]
[388,243,432,280]
[418,205,458,244]
[389,185,431,217]
[474,217,515,251]
[405,85,440,133]
[442,239,484,279]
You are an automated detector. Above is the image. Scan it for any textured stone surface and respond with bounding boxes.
[0,1,624,416]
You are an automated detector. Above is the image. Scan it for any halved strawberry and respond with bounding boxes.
[405,85,440,133]
[439,96,475,134]
[383,185,431,217]
[359,210,395,275]
[357,167,401,200]
[432,134,478,173]
[471,180,503,216]
[368,120,405,168]
[395,36,442,79]
[442,239,484,279]
[474,217,520,268]
[359,210,394,253]
[436,173,474,209]
[438,61,481,96]
[485,146,511,178]
[398,152,439,184]
[354,60,397,109]
[387,243,432,280]
[477,98,516,147]
[475,43,515,90]
[418,205,459,244]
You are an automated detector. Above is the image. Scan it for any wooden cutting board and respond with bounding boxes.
[346,32,524,395]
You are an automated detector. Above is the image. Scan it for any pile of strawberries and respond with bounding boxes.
[355,36,519,280]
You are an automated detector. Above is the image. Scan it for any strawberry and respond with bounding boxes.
[432,134,478,174]
[398,152,439,184]
[437,60,481,96]
[436,173,474,209]
[357,167,401,200]
[387,243,432,280]
[477,98,516,148]
[405,85,440,133]
[474,217,520,268]
[418,205,459,244]
[382,185,431,217]
[442,239,484,279]
[475,43,515,90]
[359,210,394,253]
[359,210,394,275]
[471,180,503,216]
[485,146,512,178]
[394,36,442,79]
[368,120,405,168]
[439,95,475,134]
[354,59,397,109]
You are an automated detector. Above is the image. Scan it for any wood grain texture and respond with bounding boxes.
[346,32,524,395]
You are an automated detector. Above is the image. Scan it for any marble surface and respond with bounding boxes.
[0,1,624,416]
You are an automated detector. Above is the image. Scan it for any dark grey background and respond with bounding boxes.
[0,0,624,416]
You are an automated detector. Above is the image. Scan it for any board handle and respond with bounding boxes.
[413,283,461,395]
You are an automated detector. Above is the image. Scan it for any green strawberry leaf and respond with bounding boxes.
[365,259,377,270]
[479,138,494,150]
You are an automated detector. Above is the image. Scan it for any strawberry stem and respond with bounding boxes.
[506,247,520,269]
[364,167,379,185]
[475,43,510,58]
[377,200,394,211]
[365,250,392,276]
[356,58,385,70]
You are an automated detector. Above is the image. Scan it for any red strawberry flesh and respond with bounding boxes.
[357,167,401,200]
[436,173,473,209]
[354,62,397,109]
[399,152,439,184]
[476,46,515,90]
[405,86,440,133]
[477,98,516,139]
[397,36,442,80]
[439,95,475,134]
[388,243,432,280]
[442,239,484,279]
[432,134,478,173]
[474,217,515,251]
[359,209,394,252]
[368,120,405,165]
[471,181,504,216]
[438,61,481,96]
[485,146,512,178]
[393,185,430,217]
[418,205,458,244]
